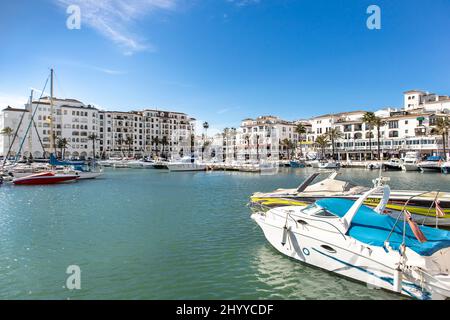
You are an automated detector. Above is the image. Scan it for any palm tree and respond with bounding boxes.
[362,112,376,159]
[202,140,211,160]
[88,133,99,159]
[116,137,125,157]
[151,136,160,158]
[56,137,69,159]
[161,136,169,159]
[315,135,329,159]
[256,134,261,161]
[244,134,250,160]
[326,127,343,160]
[295,123,307,158]
[433,117,450,160]
[190,134,195,161]
[203,122,209,137]
[1,127,13,152]
[281,138,295,160]
[125,136,134,157]
[373,116,386,160]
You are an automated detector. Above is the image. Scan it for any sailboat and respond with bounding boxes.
[251,185,450,300]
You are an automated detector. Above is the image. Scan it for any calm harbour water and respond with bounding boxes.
[0,167,449,300]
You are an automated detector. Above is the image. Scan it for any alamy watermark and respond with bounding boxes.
[66,5,81,30]
[367,5,381,30]
[65,265,81,290]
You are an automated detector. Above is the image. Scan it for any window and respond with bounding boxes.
[389,131,399,138]
[388,121,399,129]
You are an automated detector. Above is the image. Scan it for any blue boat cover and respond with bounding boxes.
[316,198,450,256]
[426,156,444,161]
[49,154,85,166]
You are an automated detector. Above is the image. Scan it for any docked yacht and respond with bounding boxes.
[383,158,403,171]
[402,152,421,171]
[419,156,445,173]
[251,185,450,300]
[166,157,206,172]
[250,172,450,226]
[318,160,340,169]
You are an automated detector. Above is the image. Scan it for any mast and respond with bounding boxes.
[50,68,56,155]
[27,90,34,159]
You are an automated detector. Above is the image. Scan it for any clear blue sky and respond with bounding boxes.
[1,0,449,133]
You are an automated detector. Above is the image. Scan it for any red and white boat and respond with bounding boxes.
[13,172,79,185]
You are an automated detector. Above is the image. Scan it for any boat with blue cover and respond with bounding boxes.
[250,172,450,226]
[419,156,445,173]
[251,184,450,299]
[289,160,305,168]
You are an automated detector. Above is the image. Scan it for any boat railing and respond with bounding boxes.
[384,191,432,248]
[248,202,347,240]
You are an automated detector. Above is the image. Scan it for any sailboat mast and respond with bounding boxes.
[50,68,56,155]
[28,90,34,158]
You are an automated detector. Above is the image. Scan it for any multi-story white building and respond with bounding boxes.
[239,116,300,160]
[0,106,29,158]
[304,90,450,160]
[99,109,195,159]
[1,97,195,159]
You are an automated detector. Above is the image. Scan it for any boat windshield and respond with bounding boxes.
[302,203,337,218]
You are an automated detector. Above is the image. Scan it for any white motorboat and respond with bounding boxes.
[402,152,421,171]
[383,158,403,171]
[251,185,450,300]
[250,172,450,226]
[318,161,340,169]
[366,162,381,170]
[419,156,445,173]
[167,157,206,172]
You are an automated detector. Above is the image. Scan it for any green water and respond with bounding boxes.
[1,168,449,299]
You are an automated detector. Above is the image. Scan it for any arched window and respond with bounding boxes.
[354,133,362,140]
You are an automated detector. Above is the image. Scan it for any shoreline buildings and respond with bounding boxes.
[1,89,449,161]
[0,97,195,159]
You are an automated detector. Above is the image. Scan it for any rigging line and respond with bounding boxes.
[53,70,68,98]
[15,76,50,162]
[32,118,46,155]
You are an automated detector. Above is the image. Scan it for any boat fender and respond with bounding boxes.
[281,226,289,246]
[393,267,403,293]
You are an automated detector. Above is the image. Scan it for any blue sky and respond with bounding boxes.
[1,0,449,133]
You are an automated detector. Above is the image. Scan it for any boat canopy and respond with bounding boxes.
[316,198,450,256]
[49,154,85,166]
[426,156,444,161]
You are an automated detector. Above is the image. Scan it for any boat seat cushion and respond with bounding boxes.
[316,198,450,256]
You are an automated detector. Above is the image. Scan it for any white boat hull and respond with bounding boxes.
[167,163,206,172]
[403,163,419,171]
[251,210,450,300]
[77,171,103,179]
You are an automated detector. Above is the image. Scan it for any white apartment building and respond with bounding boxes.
[1,97,195,159]
[98,109,195,159]
[239,116,300,160]
[304,90,450,160]
[0,106,29,158]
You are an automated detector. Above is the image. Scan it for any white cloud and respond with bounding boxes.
[226,0,260,7]
[56,0,178,55]
[217,106,240,114]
